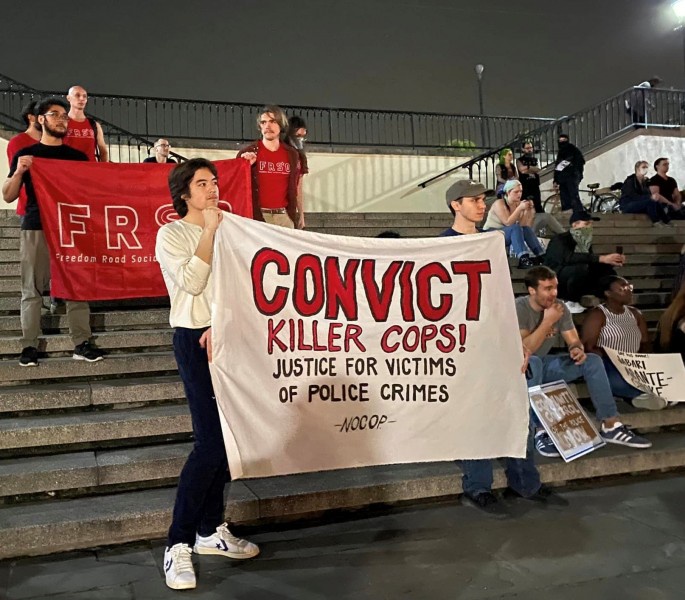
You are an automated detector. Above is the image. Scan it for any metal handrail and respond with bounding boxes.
[0,81,188,163]
[0,72,553,152]
[418,86,685,190]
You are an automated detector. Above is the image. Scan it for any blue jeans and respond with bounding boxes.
[168,327,229,546]
[619,195,670,224]
[461,356,543,497]
[540,353,618,421]
[494,224,545,258]
[602,356,641,400]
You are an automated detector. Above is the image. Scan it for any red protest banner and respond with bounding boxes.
[29,158,251,301]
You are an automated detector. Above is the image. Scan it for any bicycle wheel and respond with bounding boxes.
[543,193,562,216]
[594,193,621,214]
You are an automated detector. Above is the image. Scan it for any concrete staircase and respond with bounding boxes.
[1,211,684,560]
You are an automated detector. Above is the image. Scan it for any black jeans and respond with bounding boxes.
[167,327,229,546]
[558,262,616,301]
[557,175,584,213]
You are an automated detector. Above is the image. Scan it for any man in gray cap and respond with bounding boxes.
[439,179,489,236]
[438,179,564,514]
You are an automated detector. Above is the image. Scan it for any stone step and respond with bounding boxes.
[0,351,176,384]
[0,250,18,262]
[0,375,184,413]
[0,328,173,356]
[0,442,192,498]
[0,404,191,451]
[0,296,169,314]
[0,308,171,334]
[2,429,685,559]
[593,243,682,254]
[0,238,18,249]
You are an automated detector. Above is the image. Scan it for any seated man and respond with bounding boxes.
[543,211,623,314]
[649,157,683,219]
[517,266,651,457]
[582,275,666,410]
[619,160,671,226]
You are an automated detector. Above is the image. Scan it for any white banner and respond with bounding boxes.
[605,348,685,403]
[209,215,529,479]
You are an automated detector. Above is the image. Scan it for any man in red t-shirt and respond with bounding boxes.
[6,100,42,216]
[64,85,109,162]
[237,105,300,228]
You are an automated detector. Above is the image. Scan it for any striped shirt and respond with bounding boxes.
[597,304,642,353]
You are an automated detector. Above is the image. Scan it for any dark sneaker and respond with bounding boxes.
[19,346,39,367]
[532,255,544,265]
[535,430,560,458]
[461,491,509,518]
[504,485,569,506]
[600,423,651,448]
[73,341,105,363]
[517,255,536,269]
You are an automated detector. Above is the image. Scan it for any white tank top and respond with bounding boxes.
[597,304,641,353]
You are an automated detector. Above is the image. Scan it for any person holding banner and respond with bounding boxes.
[517,266,651,456]
[155,158,259,591]
[2,97,105,367]
[237,105,301,228]
[441,180,563,512]
[582,275,667,410]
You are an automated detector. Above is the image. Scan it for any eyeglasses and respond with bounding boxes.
[43,111,69,121]
[156,143,171,149]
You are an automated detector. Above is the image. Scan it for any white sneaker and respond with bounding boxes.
[193,523,260,559]
[164,543,196,590]
[564,301,586,314]
[632,392,667,411]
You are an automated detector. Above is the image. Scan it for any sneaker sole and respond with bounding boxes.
[73,354,104,363]
[632,396,667,411]
[193,545,260,559]
[601,437,652,449]
[19,362,38,367]
[165,578,196,590]
[535,449,561,458]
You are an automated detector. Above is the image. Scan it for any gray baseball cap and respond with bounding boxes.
[445,179,492,207]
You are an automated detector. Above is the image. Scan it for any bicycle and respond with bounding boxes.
[542,183,621,216]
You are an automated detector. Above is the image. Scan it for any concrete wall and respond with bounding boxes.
[582,134,685,189]
[0,139,469,214]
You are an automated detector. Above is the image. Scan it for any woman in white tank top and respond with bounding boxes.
[581,275,666,410]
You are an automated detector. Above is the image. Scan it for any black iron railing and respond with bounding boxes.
[0,74,186,163]
[0,72,552,152]
[419,86,685,191]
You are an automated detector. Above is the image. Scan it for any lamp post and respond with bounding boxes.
[474,64,487,150]
[673,0,685,88]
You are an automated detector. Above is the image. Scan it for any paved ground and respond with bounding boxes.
[2,474,685,599]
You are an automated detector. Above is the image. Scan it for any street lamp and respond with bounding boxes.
[672,0,685,87]
[474,64,487,150]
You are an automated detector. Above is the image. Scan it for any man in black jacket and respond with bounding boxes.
[553,134,585,213]
[543,211,623,313]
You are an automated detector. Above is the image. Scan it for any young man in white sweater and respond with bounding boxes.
[155,158,259,591]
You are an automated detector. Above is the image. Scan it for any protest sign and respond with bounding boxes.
[29,158,251,301]
[209,215,531,478]
[529,380,604,462]
[605,348,685,403]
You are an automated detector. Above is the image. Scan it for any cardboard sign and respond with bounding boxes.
[529,380,605,462]
[605,348,685,403]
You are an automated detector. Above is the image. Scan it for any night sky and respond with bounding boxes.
[2,0,684,119]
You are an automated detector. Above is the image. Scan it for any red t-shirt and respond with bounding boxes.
[64,117,97,161]
[256,141,291,209]
[6,132,38,215]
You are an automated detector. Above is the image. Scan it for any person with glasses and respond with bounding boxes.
[581,275,666,410]
[143,139,177,164]
[64,85,108,162]
[517,141,564,237]
[2,97,105,366]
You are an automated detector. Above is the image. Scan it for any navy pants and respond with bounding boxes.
[168,327,229,546]
[461,355,543,498]
[557,175,584,213]
[619,195,670,224]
